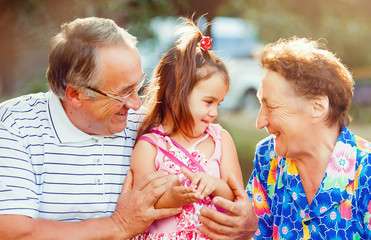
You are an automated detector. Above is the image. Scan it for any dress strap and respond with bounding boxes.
[189,133,210,149]
[139,134,205,173]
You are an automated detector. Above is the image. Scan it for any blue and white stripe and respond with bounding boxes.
[0,91,143,221]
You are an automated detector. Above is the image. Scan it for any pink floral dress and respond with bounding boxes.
[133,124,223,240]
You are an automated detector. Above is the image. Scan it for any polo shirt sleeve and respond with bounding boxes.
[0,112,39,218]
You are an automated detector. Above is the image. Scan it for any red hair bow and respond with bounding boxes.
[199,36,212,51]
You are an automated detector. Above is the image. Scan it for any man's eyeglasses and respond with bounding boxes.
[85,73,146,107]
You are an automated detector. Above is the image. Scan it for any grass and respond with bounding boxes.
[217,107,371,186]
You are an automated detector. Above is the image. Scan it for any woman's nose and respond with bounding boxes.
[256,106,268,129]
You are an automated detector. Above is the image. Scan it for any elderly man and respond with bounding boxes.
[0,17,257,239]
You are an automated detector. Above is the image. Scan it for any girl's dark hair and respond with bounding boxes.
[137,17,229,139]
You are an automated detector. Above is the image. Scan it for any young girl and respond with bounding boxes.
[131,17,244,239]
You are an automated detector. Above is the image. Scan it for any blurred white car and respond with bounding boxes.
[138,16,264,115]
[222,57,264,116]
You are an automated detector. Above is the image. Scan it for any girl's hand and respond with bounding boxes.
[171,176,201,205]
[181,168,218,199]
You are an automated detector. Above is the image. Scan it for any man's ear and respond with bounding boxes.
[311,95,329,124]
[65,84,84,108]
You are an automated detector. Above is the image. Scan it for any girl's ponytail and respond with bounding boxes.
[137,17,229,139]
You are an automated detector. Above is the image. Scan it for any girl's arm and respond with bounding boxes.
[130,134,199,209]
[182,168,235,200]
[210,128,244,200]
[219,129,244,190]
[130,134,158,187]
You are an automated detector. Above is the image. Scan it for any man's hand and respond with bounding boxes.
[110,170,182,239]
[198,175,258,240]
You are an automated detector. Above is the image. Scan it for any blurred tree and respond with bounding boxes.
[0,0,229,98]
[94,0,227,43]
[0,0,17,95]
[1,0,371,98]
[171,0,227,36]
[220,0,371,68]
[0,0,93,98]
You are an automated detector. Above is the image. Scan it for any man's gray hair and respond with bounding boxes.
[46,17,138,99]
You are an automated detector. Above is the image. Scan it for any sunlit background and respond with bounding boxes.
[1,0,370,182]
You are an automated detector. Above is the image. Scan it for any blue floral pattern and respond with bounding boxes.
[246,127,371,240]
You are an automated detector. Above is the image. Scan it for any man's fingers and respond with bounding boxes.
[198,213,231,235]
[200,205,234,227]
[198,224,217,239]
[198,224,224,240]
[197,175,258,240]
[134,170,169,191]
[121,169,134,194]
[200,175,247,216]
[152,207,182,221]
[212,196,239,217]
[142,175,179,206]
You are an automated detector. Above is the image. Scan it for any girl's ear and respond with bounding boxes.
[64,84,84,108]
[311,95,329,124]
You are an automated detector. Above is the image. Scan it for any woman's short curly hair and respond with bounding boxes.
[260,37,354,127]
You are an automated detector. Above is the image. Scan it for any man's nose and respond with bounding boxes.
[124,91,142,111]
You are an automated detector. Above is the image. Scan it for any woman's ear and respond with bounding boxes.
[64,84,84,108]
[311,95,329,123]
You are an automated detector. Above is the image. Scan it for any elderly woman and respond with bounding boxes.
[246,37,370,239]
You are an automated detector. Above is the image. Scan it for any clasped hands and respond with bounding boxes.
[111,168,258,240]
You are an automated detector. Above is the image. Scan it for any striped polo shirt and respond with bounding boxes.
[0,91,144,221]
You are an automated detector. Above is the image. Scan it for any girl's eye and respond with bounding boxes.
[205,100,212,104]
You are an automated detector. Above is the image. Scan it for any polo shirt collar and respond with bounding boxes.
[47,91,93,143]
[47,91,124,143]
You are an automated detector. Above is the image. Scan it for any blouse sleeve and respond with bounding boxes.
[355,146,371,239]
[246,136,276,239]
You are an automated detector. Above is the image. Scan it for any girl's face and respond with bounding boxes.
[188,72,229,137]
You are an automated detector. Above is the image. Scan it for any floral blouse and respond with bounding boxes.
[246,127,371,240]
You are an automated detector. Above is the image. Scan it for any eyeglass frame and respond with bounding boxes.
[85,73,146,106]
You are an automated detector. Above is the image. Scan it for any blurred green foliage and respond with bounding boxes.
[220,0,371,68]
[349,105,371,125]
[1,0,371,98]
